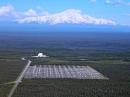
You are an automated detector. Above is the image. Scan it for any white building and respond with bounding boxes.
[32,53,48,58]
[21,57,26,60]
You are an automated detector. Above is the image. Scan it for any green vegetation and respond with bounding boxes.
[0,84,13,97]
[13,79,130,97]
[0,48,130,97]
[30,48,130,65]
[0,60,26,84]
[0,53,26,97]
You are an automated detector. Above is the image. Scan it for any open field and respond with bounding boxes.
[13,79,130,97]
[13,61,130,97]
[0,59,26,97]
[0,48,130,97]
[12,57,130,97]
[13,64,130,97]
[0,60,26,84]
[0,84,14,97]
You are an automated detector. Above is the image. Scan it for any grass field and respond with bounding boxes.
[0,84,13,97]
[0,59,26,97]
[0,48,130,97]
[13,60,130,97]
[13,79,130,97]
[0,60,26,84]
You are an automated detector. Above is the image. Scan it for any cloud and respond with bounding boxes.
[105,0,130,6]
[0,5,38,18]
[16,9,116,25]
[0,5,117,25]
[0,5,14,16]
[24,9,37,17]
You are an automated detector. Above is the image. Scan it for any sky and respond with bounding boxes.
[0,0,130,32]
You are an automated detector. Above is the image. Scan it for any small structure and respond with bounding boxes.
[21,57,26,60]
[32,53,48,58]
